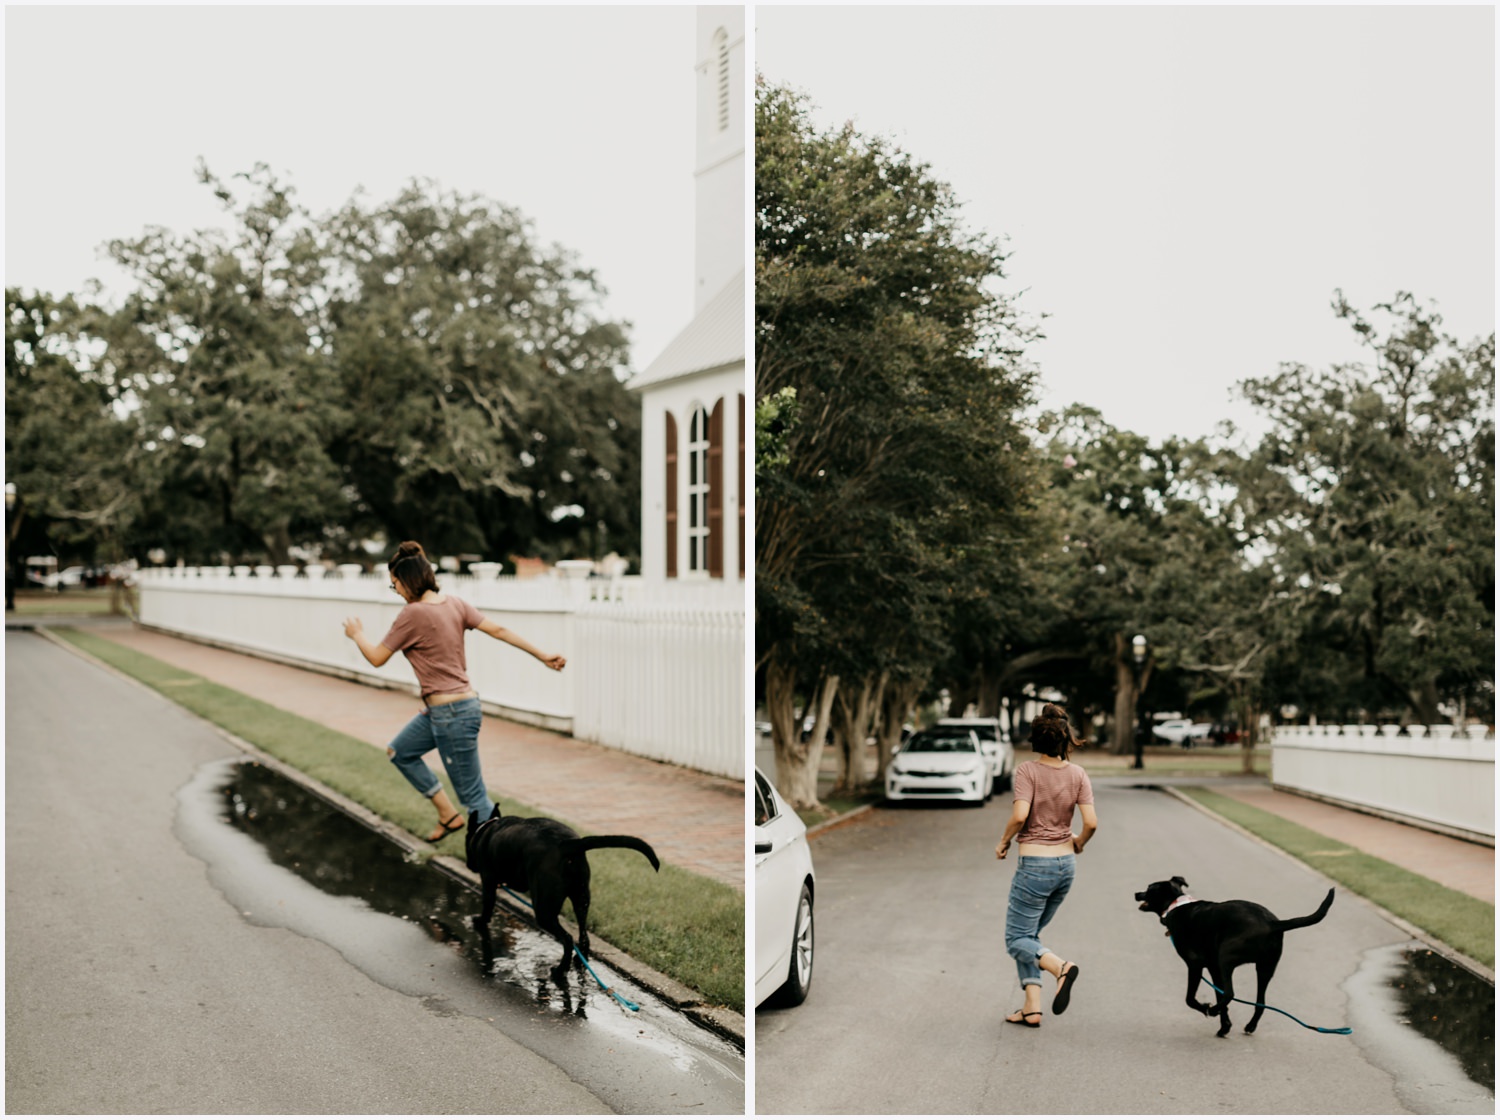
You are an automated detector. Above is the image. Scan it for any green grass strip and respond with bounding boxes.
[797,793,879,830]
[1179,786,1494,969]
[52,627,744,1011]
[10,590,123,615]
[1079,751,1271,778]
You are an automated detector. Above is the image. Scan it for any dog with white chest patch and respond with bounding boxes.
[1135,876,1334,1037]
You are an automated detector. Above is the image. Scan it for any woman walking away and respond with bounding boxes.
[996,702,1098,1028]
[343,541,567,843]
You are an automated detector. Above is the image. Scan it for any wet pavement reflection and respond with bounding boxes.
[221,761,573,1007]
[1390,947,1494,1092]
[185,759,744,1114]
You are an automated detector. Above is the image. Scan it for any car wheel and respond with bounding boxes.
[770,882,814,1007]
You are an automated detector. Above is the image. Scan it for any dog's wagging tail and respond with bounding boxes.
[565,834,661,870]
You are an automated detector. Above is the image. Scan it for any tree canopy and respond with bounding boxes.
[5,165,641,572]
[753,82,1494,807]
[755,80,1043,804]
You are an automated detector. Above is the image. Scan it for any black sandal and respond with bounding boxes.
[1052,962,1080,1015]
[1005,1009,1042,1028]
[427,813,465,842]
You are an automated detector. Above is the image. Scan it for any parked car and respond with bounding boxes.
[1153,718,1213,746]
[885,727,993,804]
[937,716,1015,791]
[1208,720,1240,745]
[28,565,88,590]
[755,768,815,1008]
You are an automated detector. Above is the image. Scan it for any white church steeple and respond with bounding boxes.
[693,7,744,313]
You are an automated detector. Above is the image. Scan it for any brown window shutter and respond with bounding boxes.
[738,393,746,579]
[665,411,678,579]
[707,399,724,578]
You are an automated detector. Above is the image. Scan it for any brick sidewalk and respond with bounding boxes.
[1210,784,1493,904]
[81,622,744,890]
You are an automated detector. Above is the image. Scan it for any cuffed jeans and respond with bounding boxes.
[388,697,495,822]
[1004,854,1076,989]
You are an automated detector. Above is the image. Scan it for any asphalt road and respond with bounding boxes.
[5,631,743,1114]
[755,782,1493,1115]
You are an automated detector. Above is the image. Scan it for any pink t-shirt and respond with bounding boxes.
[1013,759,1094,845]
[380,595,485,697]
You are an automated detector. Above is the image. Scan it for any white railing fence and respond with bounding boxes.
[135,567,744,780]
[573,602,745,776]
[1269,723,1495,843]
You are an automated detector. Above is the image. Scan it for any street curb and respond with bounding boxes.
[1163,785,1495,984]
[33,625,747,1050]
[806,801,879,837]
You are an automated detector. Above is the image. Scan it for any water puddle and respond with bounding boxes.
[220,760,577,1002]
[176,758,743,1115]
[1389,946,1493,1093]
[1345,942,1494,1113]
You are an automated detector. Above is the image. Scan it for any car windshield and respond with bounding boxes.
[903,735,976,753]
[944,722,998,741]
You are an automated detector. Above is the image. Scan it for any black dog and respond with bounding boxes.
[1135,876,1334,1037]
[465,807,660,974]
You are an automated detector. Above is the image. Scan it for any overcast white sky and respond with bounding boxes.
[5,4,698,375]
[756,4,1495,446]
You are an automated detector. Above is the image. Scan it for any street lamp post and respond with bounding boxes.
[1131,633,1148,770]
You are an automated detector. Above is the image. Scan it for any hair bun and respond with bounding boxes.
[1041,702,1068,721]
[395,541,426,560]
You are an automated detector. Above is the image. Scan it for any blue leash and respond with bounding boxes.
[1201,978,1351,1034]
[1167,934,1350,1034]
[499,885,641,1012]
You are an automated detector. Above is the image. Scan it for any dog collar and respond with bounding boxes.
[1162,894,1199,921]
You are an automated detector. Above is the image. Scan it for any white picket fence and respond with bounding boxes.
[1270,723,1495,843]
[135,566,745,779]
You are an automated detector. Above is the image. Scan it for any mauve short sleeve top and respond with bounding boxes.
[1012,759,1094,845]
[380,595,484,697]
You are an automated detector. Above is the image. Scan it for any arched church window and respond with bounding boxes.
[687,405,711,573]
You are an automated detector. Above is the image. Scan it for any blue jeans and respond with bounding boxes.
[388,698,495,822]
[1005,854,1076,989]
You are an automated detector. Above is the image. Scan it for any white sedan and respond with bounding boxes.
[1153,718,1213,745]
[755,768,815,1008]
[937,716,1015,792]
[885,728,993,804]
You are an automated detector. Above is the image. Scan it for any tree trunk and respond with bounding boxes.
[1237,685,1258,775]
[831,671,884,793]
[1112,657,1137,757]
[876,677,921,779]
[1111,632,1153,761]
[946,673,978,721]
[976,665,1001,719]
[262,521,293,567]
[1407,677,1442,726]
[765,656,836,812]
[1002,691,1026,745]
[804,672,839,796]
